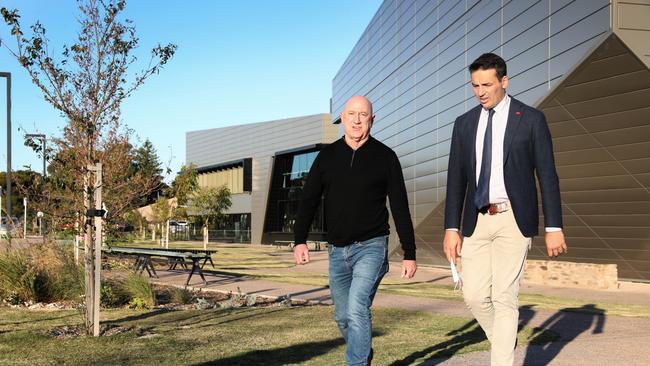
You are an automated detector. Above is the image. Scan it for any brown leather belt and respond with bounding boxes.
[486,201,510,215]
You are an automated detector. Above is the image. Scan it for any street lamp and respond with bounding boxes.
[0,72,11,218]
[25,133,47,178]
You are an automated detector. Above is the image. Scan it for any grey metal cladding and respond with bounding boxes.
[185,113,335,245]
[186,113,332,168]
[330,0,650,278]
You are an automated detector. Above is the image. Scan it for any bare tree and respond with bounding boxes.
[1,0,175,335]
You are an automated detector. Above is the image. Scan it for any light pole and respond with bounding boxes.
[25,133,46,242]
[23,197,27,238]
[0,72,11,219]
[25,133,47,178]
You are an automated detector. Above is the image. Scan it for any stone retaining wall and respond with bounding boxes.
[523,260,618,289]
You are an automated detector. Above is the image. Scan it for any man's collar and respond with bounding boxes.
[490,94,510,114]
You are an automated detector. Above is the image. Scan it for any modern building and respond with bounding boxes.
[186,114,338,244]
[332,0,650,281]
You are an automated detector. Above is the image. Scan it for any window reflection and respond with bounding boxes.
[265,150,325,235]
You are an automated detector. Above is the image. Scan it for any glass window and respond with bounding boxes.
[264,148,326,234]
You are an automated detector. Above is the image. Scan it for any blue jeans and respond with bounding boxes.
[328,236,389,366]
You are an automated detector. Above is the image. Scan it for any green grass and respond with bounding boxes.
[204,272,650,318]
[112,241,650,318]
[0,306,552,365]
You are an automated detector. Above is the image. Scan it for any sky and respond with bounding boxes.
[0,0,382,182]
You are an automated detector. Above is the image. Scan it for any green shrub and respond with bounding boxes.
[128,297,150,310]
[54,229,77,240]
[0,251,30,302]
[0,250,49,303]
[7,291,21,305]
[100,283,114,307]
[32,243,84,302]
[100,278,130,308]
[167,286,194,304]
[105,231,136,246]
[123,273,155,309]
[0,243,84,304]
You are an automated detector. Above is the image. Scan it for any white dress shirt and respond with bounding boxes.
[447,94,560,233]
[475,95,510,203]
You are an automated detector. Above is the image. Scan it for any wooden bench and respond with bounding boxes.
[273,240,295,250]
[273,241,326,251]
[152,248,216,270]
[308,241,327,251]
[105,247,211,286]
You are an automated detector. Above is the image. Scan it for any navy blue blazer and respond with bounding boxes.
[444,97,563,237]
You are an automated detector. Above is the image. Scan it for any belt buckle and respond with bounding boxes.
[488,204,498,215]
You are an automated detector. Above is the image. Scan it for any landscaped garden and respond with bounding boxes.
[0,241,560,365]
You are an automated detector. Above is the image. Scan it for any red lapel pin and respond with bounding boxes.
[515,111,521,117]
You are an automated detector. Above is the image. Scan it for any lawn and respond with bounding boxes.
[0,305,552,366]
[114,241,650,318]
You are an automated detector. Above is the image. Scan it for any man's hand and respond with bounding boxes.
[401,260,417,279]
[443,230,462,264]
[545,231,567,257]
[293,243,310,265]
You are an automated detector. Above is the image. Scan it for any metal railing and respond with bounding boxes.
[170,226,251,243]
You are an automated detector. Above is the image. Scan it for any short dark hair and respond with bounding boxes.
[469,53,507,79]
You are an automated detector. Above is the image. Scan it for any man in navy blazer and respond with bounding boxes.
[443,53,567,366]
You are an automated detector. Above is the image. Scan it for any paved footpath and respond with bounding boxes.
[151,249,650,366]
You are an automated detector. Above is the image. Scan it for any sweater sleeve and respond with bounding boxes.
[387,151,416,260]
[294,153,324,244]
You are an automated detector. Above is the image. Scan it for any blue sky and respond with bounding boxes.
[0,0,381,181]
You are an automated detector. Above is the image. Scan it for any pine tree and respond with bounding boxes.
[133,139,165,205]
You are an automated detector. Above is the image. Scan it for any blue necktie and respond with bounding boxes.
[475,108,495,210]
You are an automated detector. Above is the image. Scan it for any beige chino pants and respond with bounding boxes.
[461,208,531,366]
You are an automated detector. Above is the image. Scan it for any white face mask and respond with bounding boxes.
[450,261,462,291]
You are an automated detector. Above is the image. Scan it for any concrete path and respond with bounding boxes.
[151,249,650,366]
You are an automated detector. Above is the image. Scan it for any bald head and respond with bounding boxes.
[343,95,373,116]
[341,95,374,147]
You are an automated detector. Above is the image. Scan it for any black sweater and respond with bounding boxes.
[294,136,416,260]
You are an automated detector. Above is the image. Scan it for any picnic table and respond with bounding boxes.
[273,240,326,251]
[152,248,216,270]
[105,246,212,286]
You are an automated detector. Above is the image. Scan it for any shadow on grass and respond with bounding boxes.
[192,337,347,366]
[380,275,452,287]
[289,286,330,298]
[188,306,326,332]
[105,306,303,335]
[0,312,79,326]
[105,308,170,324]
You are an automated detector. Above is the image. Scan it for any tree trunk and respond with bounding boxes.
[203,226,208,249]
[82,162,103,336]
[83,169,94,335]
[165,219,170,248]
[92,163,103,337]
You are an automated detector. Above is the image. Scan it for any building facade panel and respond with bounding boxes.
[187,114,335,244]
[333,0,650,280]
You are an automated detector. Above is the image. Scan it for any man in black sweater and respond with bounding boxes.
[294,95,417,366]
